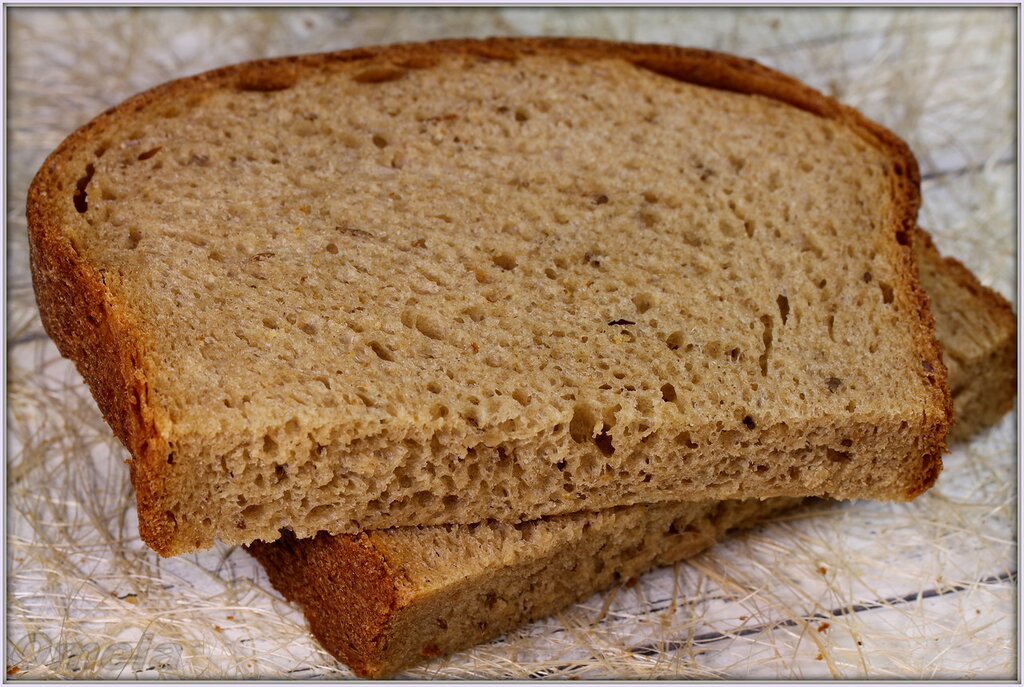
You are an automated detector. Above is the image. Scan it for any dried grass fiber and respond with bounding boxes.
[6,7,1016,679]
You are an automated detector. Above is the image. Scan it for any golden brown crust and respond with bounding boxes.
[26,37,951,555]
[26,169,176,552]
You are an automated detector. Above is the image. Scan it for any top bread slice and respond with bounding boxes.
[28,38,950,556]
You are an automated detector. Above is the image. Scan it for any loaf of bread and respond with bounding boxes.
[28,38,950,556]
[248,231,1015,678]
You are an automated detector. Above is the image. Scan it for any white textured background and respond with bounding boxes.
[6,7,1017,680]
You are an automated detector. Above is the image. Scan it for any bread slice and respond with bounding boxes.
[915,231,1016,442]
[28,38,950,556]
[247,234,1015,678]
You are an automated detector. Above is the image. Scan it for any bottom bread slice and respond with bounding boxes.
[916,230,1017,442]
[246,230,1016,678]
[250,497,803,678]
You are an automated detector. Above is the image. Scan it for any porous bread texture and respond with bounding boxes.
[249,497,804,679]
[914,231,1016,442]
[28,39,950,556]
[247,238,1015,679]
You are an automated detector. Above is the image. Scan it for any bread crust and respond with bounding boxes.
[26,37,952,555]
[27,173,176,551]
[247,531,406,677]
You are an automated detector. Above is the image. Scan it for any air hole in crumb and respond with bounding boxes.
[352,65,407,84]
[514,107,529,122]
[742,415,756,429]
[675,431,698,449]
[569,404,599,444]
[661,383,677,403]
[126,227,142,250]
[594,424,615,456]
[777,294,789,324]
[299,322,317,336]
[137,147,161,161]
[241,504,264,520]
[326,242,339,254]
[666,331,685,350]
[827,448,852,463]
[307,504,333,520]
[372,134,389,148]
[415,315,444,340]
[879,282,894,304]
[262,317,279,330]
[73,163,95,213]
[369,341,395,361]
[759,314,773,376]
[491,253,517,270]
[236,72,296,92]
[632,293,654,314]
[463,305,486,322]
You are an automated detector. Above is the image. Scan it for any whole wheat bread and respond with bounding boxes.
[29,38,950,556]
[248,232,1015,678]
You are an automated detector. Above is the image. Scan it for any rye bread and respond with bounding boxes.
[248,231,1015,678]
[28,38,950,555]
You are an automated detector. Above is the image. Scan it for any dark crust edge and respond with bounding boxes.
[245,531,406,678]
[26,36,951,555]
